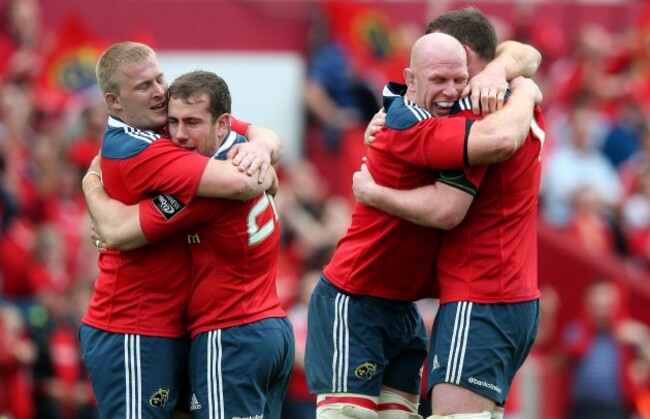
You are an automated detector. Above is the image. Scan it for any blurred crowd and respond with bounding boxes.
[1,0,650,417]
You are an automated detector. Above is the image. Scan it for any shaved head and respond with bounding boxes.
[404,32,468,116]
[410,32,466,73]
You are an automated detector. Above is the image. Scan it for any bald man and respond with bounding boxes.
[304,32,541,419]
[353,9,546,418]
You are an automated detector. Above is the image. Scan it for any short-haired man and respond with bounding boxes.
[352,8,546,419]
[83,70,293,419]
[79,42,281,419]
[305,31,541,419]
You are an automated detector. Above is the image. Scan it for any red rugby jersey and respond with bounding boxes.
[139,192,285,338]
[323,93,476,301]
[82,117,250,338]
[436,106,545,303]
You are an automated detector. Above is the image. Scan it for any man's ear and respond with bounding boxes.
[404,68,415,88]
[217,113,231,132]
[104,93,121,112]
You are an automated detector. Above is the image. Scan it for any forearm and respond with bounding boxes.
[467,87,536,165]
[362,183,466,229]
[83,175,147,250]
[197,159,270,199]
[494,41,542,80]
[246,125,283,165]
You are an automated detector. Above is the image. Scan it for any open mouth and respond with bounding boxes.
[151,102,166,111]
[435,101,454,110]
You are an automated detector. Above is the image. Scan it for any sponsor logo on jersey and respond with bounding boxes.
[355,362,377,379]
[151,193,186,220]
[149,388,170,407]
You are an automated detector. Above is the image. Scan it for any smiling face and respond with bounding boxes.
[167,93,229,158]
[108,58,168,131]
[404,33,468,117]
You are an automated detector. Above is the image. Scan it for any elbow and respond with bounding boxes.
[494,129,525,162]
[101,231,131,251]
[420,208,464,230]
[434,211,464,230]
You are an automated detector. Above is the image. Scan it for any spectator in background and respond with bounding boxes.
[67,101,107,173]
[282,270,320,419]
[566,186,619,256]
[0,302,37,419]
[547,24,634,116]
[621,164,650,267]
[0,155,17,234]
[558,279,650,419]
[620,125,650,198]
[274,159,351,276]
[601,98,646,169]
[302,5,382,199]
[541,94,623,227]
[31,283,97,419]
[0,0,52,84]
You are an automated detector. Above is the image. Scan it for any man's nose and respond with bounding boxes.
[152,81,166,97]
[174,124,189,142]
[443,81,459,98]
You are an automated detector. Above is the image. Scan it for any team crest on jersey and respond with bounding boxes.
[151,193,186,220]
[355,362,377,379]
[149,388,170,407]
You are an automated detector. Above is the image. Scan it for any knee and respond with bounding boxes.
[425,413,491,419]
[377,390,422,419]
[316,393,379,419]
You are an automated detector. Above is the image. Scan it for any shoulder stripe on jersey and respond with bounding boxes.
[445,302,473,385]
[404,99,431,121]
[530,118,546,146]
[215,131,239,157]
[108,116,161,144]
[460,97,471,111]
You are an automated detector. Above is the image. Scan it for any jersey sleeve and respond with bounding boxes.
[139,195,221,243]
[230,116,250,136]
[390,117,473,169]
[437,164,488,196]
[121,140,210,204]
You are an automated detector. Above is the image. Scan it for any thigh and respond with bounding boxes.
[189,317,294,419]
[79,324,188,419]
[305,278,427,397]
[427,301,539,405]
[382,304,428,394]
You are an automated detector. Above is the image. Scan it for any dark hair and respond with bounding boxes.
[426,6,497,62]
[168,70,231,122]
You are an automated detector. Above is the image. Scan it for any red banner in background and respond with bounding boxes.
[35,14,107,112]
[322,1,413,88]
[40,14,106,92]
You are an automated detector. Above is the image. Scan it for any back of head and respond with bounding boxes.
[169,70,231,121]
[426,6,497,62]
[96,41,156,95]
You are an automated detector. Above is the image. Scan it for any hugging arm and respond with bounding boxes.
[83,171,146,251]
[466,76,541,165]
[353,164,474,229]
[464,41,542,115]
